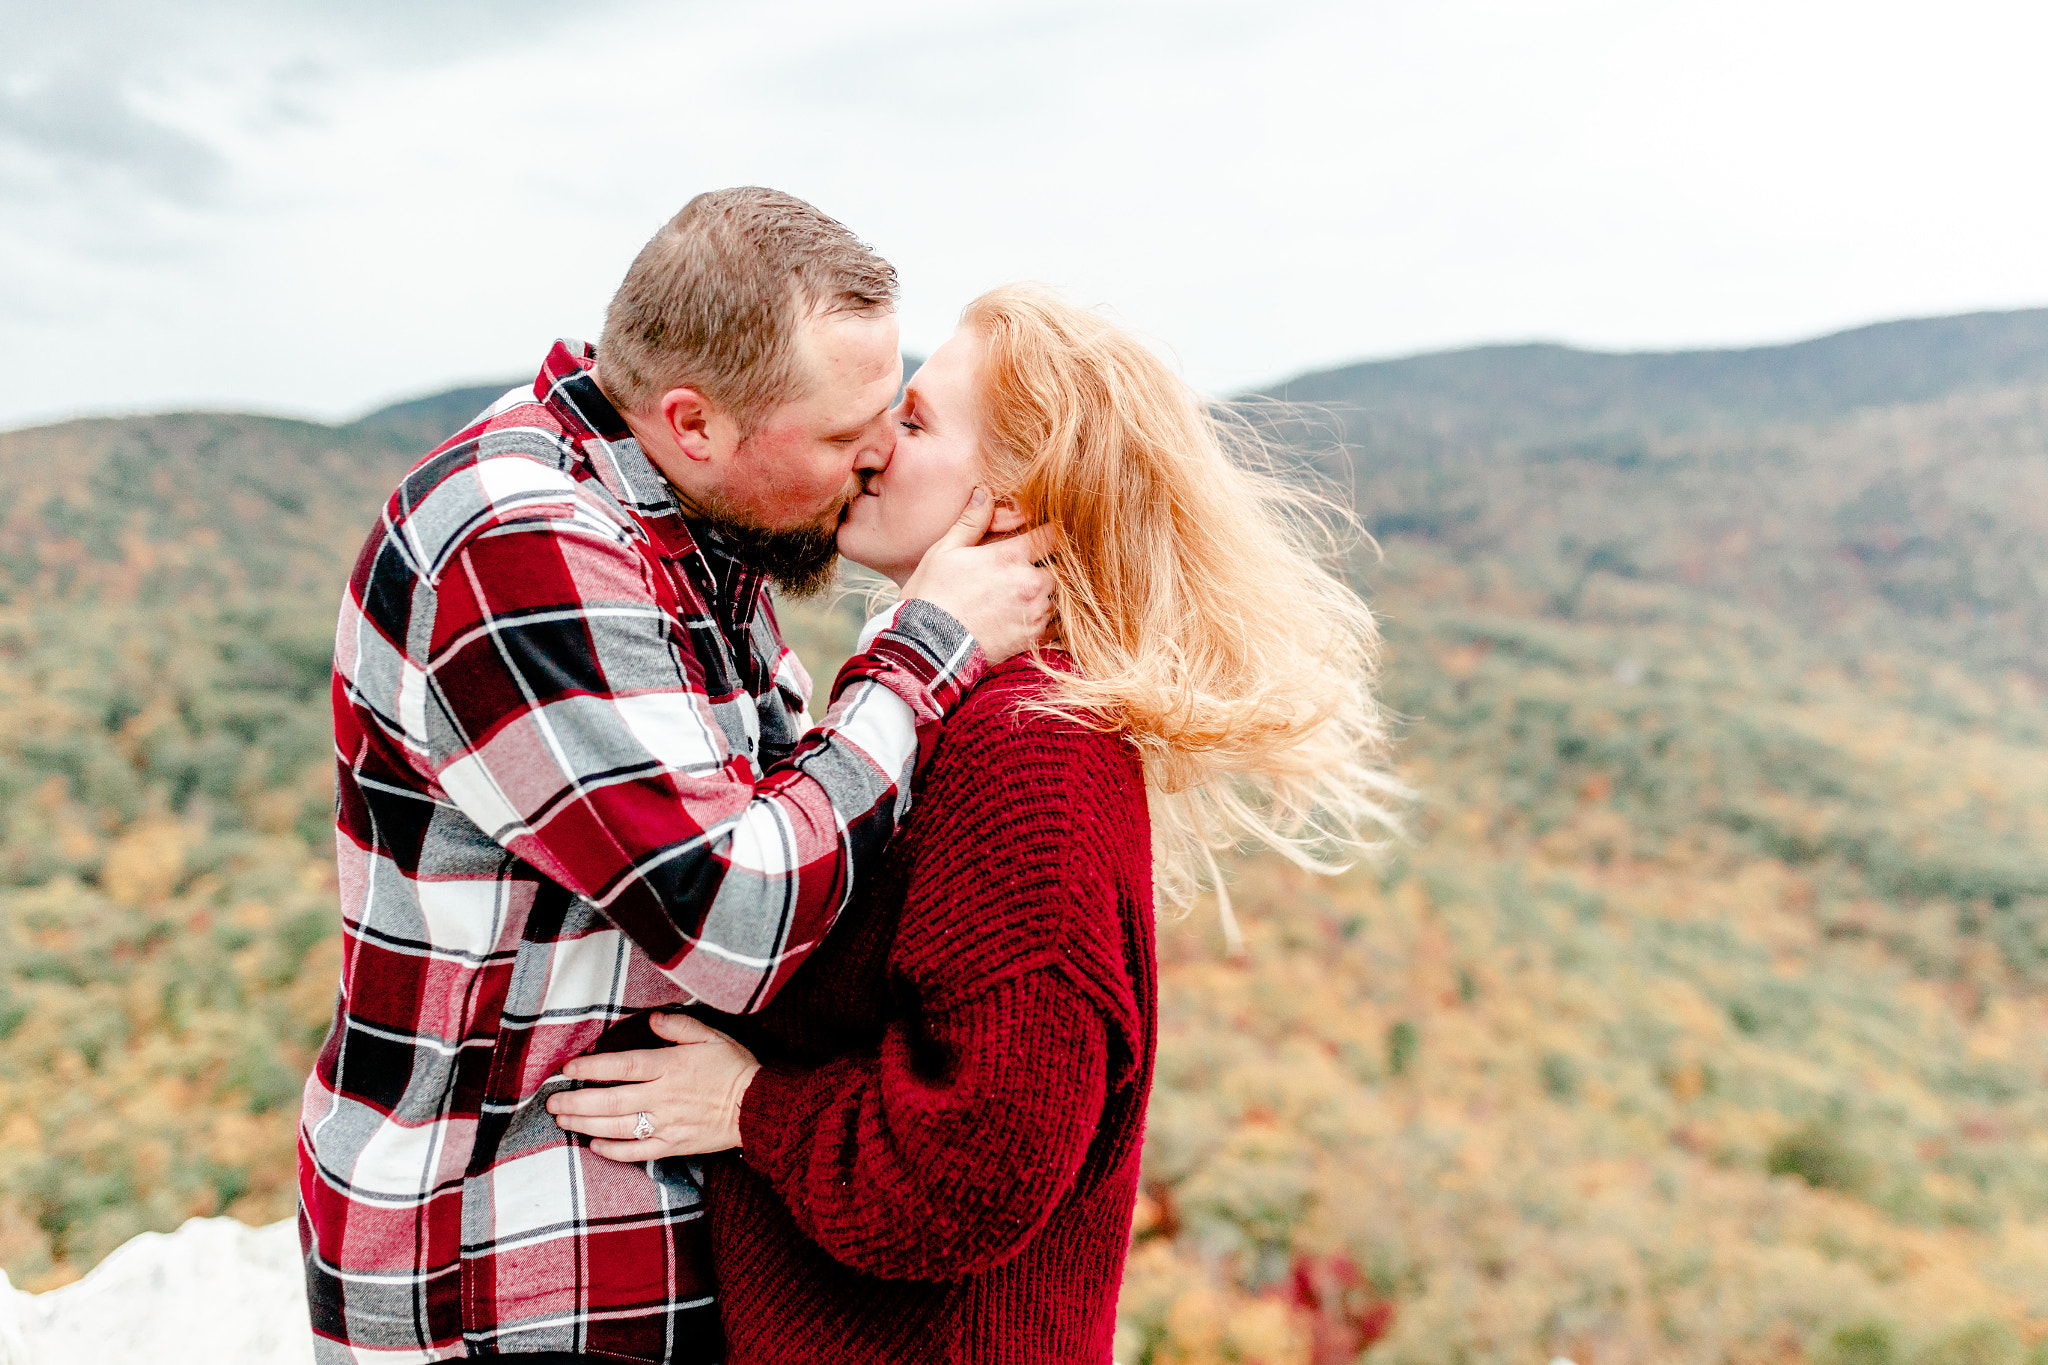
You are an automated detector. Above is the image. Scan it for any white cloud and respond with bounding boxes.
[2,0,2044,430]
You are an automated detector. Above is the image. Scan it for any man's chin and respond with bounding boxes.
[690,509,838,598]
[735,523,840,598]
[683,486,850,598]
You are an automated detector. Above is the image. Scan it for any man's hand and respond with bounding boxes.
[900,488,1057,664]
[547,1013,761,1160]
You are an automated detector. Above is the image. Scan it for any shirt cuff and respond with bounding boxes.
[736,1061,812,1180]
[854,599,908,653]
[834,597,987,725]
[878,598,984,687]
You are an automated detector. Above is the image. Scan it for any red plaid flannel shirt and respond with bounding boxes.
[297,340,982,1364]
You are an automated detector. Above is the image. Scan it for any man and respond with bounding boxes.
[298,188,1053,1364]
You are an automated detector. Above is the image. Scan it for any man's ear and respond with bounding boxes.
[657,387,722,463]
[988,497,1028,535]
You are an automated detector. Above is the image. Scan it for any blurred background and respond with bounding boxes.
[2,2,2046,1364]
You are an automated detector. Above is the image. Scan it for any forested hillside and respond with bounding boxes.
[2,315,2046,1365]
[1265,309,2048,681]
[0,412,416,1285]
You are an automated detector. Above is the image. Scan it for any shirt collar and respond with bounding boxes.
[533,339,765,634]
[534,339,672,518]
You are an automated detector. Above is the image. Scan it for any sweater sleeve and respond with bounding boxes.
[736,968,1110,1280]
[735,664,1143,1280]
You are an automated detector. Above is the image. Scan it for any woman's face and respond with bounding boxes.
[838,327,1017,585]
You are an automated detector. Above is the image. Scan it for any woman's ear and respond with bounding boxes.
[988,497,1028,535]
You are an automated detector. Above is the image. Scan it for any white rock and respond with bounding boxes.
[0,1273,30,1365]
[0,1217,312,1365]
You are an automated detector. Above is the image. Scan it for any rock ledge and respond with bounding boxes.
[0,1217,310,1365]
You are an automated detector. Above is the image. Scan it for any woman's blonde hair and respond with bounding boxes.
[960,284,1406,925]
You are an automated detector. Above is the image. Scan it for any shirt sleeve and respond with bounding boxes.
[411,510,982,1014]
[736,970,1111,1281]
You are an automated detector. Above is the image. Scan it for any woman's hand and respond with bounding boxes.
[546,1012,762,1161]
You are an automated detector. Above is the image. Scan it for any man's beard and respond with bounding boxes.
[692,491,847,599]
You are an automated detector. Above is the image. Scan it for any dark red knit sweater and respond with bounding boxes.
[705,655,1158,1364]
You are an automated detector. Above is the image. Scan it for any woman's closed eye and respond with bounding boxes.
[895,393,926,435]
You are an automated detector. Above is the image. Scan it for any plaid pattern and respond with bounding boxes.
[298,340,982,1364]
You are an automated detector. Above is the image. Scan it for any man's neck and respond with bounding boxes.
[608,396,719,522]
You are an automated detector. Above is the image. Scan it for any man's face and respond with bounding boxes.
[722,309,902,535]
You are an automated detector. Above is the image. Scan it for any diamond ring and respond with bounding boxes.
[631,1112,655,1140]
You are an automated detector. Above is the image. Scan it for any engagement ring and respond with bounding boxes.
[631,1112,655,1141]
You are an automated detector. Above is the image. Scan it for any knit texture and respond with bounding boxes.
[705,655,1159,1364]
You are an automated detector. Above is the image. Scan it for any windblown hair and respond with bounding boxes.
[597,187,897,431]
[960,284,1406,920]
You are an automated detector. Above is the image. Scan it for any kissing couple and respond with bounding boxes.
[298,187,1400,1365]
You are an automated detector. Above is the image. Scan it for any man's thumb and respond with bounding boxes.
[930,486,993,552]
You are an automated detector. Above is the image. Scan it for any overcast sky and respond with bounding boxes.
[2,0,2044,430]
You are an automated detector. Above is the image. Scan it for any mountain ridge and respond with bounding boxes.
[1261,306,2048,433]
[0,307,2041,682]
[10,305,2047,448]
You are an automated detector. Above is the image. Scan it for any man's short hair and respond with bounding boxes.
[597,187,898,432]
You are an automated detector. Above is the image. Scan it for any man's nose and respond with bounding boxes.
[852,419,895,473]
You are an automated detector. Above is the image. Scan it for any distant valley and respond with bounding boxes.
[1,311,2045,1365]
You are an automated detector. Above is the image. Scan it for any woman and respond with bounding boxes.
[548,285,1403,1362]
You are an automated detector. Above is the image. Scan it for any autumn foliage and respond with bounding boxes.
[3,335,2048,1365]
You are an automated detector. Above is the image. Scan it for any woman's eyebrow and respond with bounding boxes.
[827,400,895,441]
